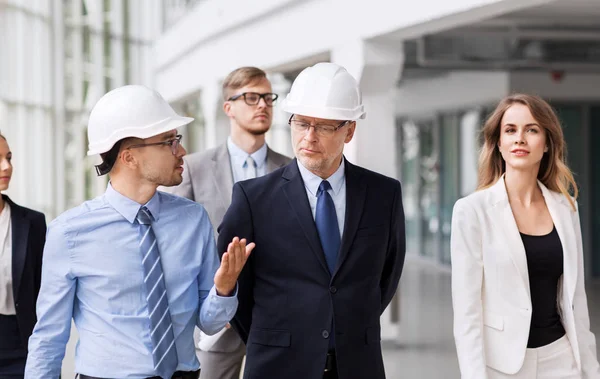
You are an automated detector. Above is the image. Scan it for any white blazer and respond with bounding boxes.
[451,176,600,379]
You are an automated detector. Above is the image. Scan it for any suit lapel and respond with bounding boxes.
[9,198,29,303]
[281,161,330,275]
[266,147,287,173]
[540,184,577,304]
[212,144,234,208]
[491,178,532,300]
[334,160,366,277]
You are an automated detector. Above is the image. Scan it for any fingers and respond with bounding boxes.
[227,237,239,272]
[224,237,253,274]
[237,239,246,272]
[221,252,229,273]
[245,242,256,258]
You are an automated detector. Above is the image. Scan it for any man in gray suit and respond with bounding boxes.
[170,67,291,379]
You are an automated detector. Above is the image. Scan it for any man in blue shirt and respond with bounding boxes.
[25,85,253,379]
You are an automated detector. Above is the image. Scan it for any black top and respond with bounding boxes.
[520,226,566,348]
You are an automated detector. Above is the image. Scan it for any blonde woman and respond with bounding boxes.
[451,94,600,379]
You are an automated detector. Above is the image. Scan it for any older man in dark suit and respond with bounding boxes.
[217,62,406,379]
[169,67,290,379]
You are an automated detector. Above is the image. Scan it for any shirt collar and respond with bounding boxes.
[227,137,268,169]
[0,201,11,226]
[297,158,345,197]
[105,182,161,224]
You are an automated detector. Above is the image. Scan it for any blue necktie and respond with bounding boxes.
[137,207,178,379]
[315,181,340,274]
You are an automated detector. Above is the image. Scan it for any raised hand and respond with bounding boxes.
[214,237,255,296]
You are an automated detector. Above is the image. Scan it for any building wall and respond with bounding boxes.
[154,0,550,102]
[0,0,160,219]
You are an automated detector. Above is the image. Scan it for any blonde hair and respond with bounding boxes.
[477,93,578,211]
[222,67,267,100]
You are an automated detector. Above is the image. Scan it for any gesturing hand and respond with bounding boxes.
[214,237,255,296]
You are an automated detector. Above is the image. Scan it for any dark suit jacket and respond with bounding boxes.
[169,143,291,353]
[4,195,47,349]
[217,159,406,379]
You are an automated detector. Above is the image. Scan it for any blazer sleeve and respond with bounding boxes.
[380,180,406,313]
[33,213,47,302]
[170,157,194,200]
[450,198,487,379]
[217,182,254,344]
[572,203,600,378]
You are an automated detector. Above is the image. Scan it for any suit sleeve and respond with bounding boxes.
[450,198,487,379]
[170,157,194,200]
[380,180,406,313]
[572,202,600,378]
[217,182,255,344]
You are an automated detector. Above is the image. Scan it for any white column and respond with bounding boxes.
[14,5,29,205]
[111,0,126,89]
[332,38,405,341]
[267,72,293,157]
[201,82,223,150]
[50,0,65,218]
[332,39,404,179]
[89,0,109,199]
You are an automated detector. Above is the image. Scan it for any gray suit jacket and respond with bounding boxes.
[169,142,291,352]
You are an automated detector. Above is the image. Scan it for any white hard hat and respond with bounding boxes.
[281,62,366,121]
[87,85,193,156]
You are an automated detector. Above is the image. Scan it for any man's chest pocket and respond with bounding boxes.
[354,224,386,240]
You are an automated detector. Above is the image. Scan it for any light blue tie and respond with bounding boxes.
[137,207,178,379]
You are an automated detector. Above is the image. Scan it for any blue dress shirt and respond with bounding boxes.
[227,137,268,183]
[297,158,346,237]
[25,184,237,379]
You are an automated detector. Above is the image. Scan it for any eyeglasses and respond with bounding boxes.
[288,116,349,137]
[228,92,278,107]
[127,134,183,155]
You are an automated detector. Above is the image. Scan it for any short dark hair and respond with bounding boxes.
[222,67,267,101]
[95,140,125,176]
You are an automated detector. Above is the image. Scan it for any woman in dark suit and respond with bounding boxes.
[0,134,46,378]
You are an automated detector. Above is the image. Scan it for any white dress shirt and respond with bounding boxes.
[227,137,268,183]
[297,158,346,237]
[0,201,14,315]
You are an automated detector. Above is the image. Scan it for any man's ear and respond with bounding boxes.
[119,148,138,170]
[223,101,233,117]
[344,121,356,144]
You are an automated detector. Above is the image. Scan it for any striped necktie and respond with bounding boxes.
[137,206,178,378]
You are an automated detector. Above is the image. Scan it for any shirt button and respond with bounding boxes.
[322,330,329,339]
[15,303,19,308]
[329,286,337,294]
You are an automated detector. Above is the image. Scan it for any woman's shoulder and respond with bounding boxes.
[455,187,494,210]
[4,196,46,222]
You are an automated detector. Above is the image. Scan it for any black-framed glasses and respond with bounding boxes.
[288,115,349,137]
[127,134,183,155]
[228,92,278,107]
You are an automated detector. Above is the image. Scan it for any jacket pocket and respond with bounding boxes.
[483,310,504,331]
[250,328,291,347]
[355,225,386,239]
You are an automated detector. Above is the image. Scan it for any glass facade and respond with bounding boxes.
[399,102,600,278]
[398,107,490,262]
[554,103,600,277]
[0,1,158,218]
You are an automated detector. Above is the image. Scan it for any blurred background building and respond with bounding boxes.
[0,0,160,218]
[1,0,600,377]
